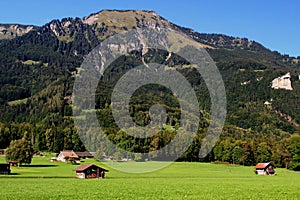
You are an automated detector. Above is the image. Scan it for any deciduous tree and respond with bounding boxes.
[6,137,34,165]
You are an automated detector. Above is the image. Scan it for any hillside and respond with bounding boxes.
[0,10,299,169]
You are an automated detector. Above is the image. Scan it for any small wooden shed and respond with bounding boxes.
[255,162,275,175]
[0,164,11,175]
[75,164,108,179]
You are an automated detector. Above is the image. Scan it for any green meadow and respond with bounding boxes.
[0,156,299,200]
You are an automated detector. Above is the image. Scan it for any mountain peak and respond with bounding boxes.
[81,9,170,28]
[44,9,175,43]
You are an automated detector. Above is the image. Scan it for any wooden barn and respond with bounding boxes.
[0,164,10,175]
[75,164,108,179]
[255,162,275,175]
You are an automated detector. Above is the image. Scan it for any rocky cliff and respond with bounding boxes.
[272,72,293,90]
[0,24,35,39]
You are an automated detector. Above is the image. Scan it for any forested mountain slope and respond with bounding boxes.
[0,10,299,169]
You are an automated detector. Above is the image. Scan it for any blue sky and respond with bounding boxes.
[0,0,299,57]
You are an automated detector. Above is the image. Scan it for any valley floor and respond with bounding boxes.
[0,156,299,199]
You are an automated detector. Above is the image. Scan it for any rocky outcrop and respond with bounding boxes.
[271,72,293,90]
[0,24,35,39]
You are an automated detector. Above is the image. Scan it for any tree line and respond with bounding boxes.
[1,117,299,170]
[0,122,85,153]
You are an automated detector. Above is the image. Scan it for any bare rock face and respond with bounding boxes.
[0,24,35,39]
[271,72,293,90]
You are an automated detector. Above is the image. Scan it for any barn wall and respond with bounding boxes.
[57,154,66,162]
[76,172,85,179]
[256,170,266,175]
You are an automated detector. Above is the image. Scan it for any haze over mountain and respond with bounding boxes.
[0,10,299,169]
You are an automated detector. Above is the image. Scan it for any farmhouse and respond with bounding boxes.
[255,162,275,175]
[75,164,108,179]
[0,164,10,175]
[57,150,79,162]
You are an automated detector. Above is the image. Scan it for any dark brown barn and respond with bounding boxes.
[0,164,10,175]
[75,164,108,179]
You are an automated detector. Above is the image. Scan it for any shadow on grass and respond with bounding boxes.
[19,164,58,168]
[9,173,20,175]
[0,173,20,176]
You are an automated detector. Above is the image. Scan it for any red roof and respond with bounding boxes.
[75,164,108,172]
[255,163,271,169]
[60,150,79,158]
[75,164,95,171]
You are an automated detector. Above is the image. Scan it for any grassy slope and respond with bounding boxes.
[0,156,299,199]
[8,98,28,106]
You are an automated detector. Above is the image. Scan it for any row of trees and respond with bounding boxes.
[2,121,299,170]
[89,122,300,170]
[0,123,85,153]
[212,135,300,170]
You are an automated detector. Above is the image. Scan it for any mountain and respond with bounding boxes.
[0,10,299,169]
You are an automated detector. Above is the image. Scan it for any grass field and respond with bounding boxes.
[0,156,299,200]
[8,98,28,106]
